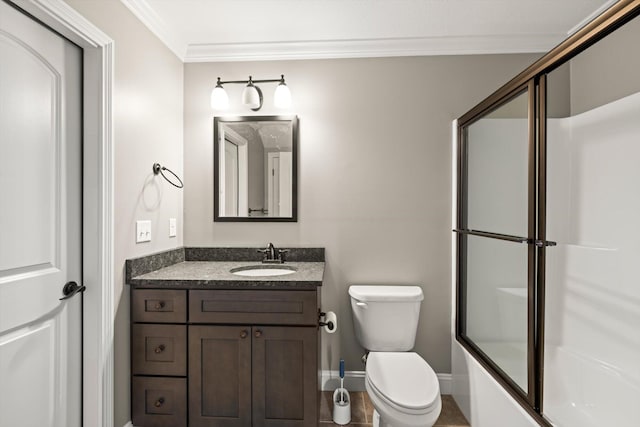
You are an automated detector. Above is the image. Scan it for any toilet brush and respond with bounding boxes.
[332,359,351,425]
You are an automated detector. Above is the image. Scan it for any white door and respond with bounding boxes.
[0,2,83,427]
[267,152,292,217]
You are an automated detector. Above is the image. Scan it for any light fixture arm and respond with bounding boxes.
[217,77,283,85]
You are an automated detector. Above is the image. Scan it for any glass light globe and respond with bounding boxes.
[210,85,228,110]
[274,82,292,109]
[242,84,261,109]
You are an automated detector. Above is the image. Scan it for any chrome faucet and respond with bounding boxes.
[259,243,288,263]
[267,242,276,260]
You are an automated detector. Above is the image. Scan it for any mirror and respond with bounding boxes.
[214,115,298,222]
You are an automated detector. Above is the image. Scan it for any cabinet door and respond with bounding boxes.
[189,325,252,427]
[252,326,318,427]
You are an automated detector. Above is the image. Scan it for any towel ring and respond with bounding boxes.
[153,163,183,188]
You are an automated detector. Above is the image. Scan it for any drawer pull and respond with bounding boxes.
[154,397,165,408]
[154,301,165,310]
[154,345,166,354]
[240,330,248,339]
[254,330,262,338]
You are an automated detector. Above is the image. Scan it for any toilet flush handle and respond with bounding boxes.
[355,301,367,308]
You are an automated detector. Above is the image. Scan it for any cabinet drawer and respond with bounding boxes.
[131,289,187,323]
[132,376,186,427]
[132,324,187,376]
[189,290,318,325]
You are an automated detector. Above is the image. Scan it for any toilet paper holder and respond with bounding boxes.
[318,311,335,331]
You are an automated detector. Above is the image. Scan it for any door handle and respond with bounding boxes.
[60,281,86,300]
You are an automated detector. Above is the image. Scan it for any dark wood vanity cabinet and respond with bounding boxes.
[189,325,317,427]
[131,288,319,427]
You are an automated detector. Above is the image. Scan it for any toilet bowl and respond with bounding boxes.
[349,285,442,427]
[365,352,441,427]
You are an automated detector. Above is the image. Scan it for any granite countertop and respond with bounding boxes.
[126,247,324,290]
[129,261,324,289]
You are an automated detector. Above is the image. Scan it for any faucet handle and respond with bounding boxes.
[277,249,289,262]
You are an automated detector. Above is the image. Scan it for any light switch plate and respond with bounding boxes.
[169,218,177,238]
[136,220,151,243]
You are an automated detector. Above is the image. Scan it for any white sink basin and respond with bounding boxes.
[230,265,297,277]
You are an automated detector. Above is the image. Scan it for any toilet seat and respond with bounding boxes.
[366,352,440,415]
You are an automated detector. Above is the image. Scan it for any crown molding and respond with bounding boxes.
[184,34,561,63]
[567,0,618,35]
[120,0,185,60]
[120,0,562,63]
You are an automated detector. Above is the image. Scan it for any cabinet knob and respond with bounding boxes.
[154,344,165,354]
[254,330,262,338]
[154,398,165,408]
[240,330,248,339]
[154,301,165,310]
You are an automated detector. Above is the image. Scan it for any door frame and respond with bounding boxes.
[218,125,249,217]
[9,0,115,426]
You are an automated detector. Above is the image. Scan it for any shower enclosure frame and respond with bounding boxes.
[454,1,640,425]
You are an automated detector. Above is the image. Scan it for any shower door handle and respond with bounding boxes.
[530,239,557,247]
[453,229,528,243]
[453,229,556,247]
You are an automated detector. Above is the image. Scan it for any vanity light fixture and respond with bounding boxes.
[210,75,291,111]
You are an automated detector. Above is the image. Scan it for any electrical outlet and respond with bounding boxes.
[169,218,177,238]
[136,220,151,243]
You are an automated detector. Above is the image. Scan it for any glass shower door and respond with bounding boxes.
[458,87,534,397]
[543,14,640,426]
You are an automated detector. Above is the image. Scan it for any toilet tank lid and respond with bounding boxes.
[349,285,424,302]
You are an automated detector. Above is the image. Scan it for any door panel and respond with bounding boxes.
[458,86,534,401]
[464,235,529,393]
[252,326,317,427]
[465,90,529,238]
[0,2,82,426]
[189,325,252,427]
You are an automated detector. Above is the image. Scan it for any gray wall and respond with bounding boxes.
[183,54,540,375]
[63,1,184,426]
[570,13,640,115]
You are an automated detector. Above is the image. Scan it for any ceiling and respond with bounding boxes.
[226,122,293,151]
[121,0,615,62]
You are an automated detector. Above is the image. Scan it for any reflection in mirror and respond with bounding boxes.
[214,115,297,222]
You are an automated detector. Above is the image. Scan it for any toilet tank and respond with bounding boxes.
[349,285,424,352]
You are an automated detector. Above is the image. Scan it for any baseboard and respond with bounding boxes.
[438,373,453,395]
[320,370,453,395]
[321,370,367,391]
[124,372,453,427]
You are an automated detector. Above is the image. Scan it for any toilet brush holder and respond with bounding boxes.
[332,388,351,425]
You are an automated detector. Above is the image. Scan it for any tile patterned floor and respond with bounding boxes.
[319,391,469,426]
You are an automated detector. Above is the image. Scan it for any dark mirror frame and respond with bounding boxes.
[213,115,298,222]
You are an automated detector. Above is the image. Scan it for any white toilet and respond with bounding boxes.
[349,285,442,427]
